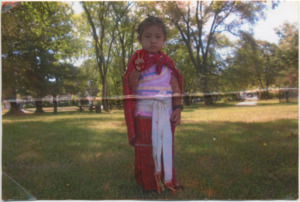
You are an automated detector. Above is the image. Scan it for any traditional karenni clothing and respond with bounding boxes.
[136,64,173,183]
[135,65,173,118]
[134,118,177,190]
[123,49,183,190]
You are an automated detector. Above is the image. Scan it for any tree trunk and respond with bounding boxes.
[4,102,25,116]
[184,94,191,106]
[53,94,58,114]
[202,74,214,105]
[204,94,213,105]
[265,88,269,100]
[4,91,25,116]
[265,77,269,99]
[95,105,101,113]
[102,98,109,111]
[285,91,289,103]
[34,101,45,114]
[102,82,109,111]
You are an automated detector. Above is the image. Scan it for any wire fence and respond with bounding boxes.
[2,88,298,113]
[278,88,299,103]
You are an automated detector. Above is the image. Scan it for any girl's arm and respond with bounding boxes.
[129,69,141,91]
[170,73,183,126]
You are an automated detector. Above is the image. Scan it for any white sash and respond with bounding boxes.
[152,95,173,183]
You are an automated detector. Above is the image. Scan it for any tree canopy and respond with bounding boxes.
[2,1,81,114]
[2,1,298,114]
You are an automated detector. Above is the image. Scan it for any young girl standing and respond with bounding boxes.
[123,16,183,193]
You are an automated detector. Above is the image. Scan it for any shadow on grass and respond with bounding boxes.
[175,119,298,200]
[2,113,134,200]
[2,114,298,200]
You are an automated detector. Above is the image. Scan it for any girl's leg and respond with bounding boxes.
[134,117,157,191]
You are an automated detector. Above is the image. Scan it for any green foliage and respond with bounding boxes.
[275,23,298,87]
[222,21,298,93]
[159,1,267,104]
[1,1,297,109]
[221,32,280,92]
[82,1,123,110]
[166,41,200,93]
[2,2,81,103]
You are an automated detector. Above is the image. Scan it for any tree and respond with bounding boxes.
[48,63,82,113]
[112,1,135,75]
[221,32,278,96]
[77,59,101,109]
[257,40,278,97]
[275,22,298,87]
[2,3,32,115]
[166,40,200,105]
[82,2,118,111]
[82,1,137,111]
[108,2,136,102]
[2,2,79,115]
[162,1,266,104]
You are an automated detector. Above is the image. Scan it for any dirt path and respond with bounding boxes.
[236,101,257,106]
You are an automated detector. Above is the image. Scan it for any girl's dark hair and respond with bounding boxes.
[137,15,167,37]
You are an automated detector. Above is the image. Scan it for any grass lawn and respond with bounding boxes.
[2,100,298,200]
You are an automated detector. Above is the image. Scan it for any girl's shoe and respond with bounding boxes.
[164,182,176,194]
[174,184,185,191]
[154,173,162,194]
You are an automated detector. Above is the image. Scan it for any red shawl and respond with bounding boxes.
[123,49,183,146]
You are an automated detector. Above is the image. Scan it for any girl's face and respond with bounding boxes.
[138,25,166,54]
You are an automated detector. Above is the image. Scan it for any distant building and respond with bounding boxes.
[240,90,258,101]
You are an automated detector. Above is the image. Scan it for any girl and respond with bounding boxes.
[123,16,183,193]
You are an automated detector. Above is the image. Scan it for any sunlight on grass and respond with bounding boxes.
[2,102,298,200]
[182,103,298,123]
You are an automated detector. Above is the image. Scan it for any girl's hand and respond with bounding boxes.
[171,108,181,126]
[129,69,141,91]
[134,51,145,72]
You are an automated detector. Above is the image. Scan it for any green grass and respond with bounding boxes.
[2,101,298,200]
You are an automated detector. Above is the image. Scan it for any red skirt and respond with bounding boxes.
[134,117,178,190]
